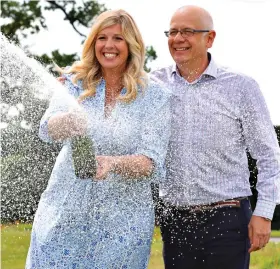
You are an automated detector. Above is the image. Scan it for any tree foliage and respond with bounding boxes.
[1,1,47,44]
[144,46,157,72]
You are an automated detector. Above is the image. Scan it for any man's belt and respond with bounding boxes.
[170,197,247,212]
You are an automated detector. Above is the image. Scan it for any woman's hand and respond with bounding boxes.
[95,155,153,180]
[67,109,88,136]
[48,109,87,140]
[95,156,116,180]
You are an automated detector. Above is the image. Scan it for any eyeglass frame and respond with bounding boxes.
[164,28,210,38]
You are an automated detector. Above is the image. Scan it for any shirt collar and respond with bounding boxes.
[171,52,218,80]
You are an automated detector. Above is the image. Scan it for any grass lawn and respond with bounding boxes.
[1,224,279,269]
[1,223,32,269]
[271,230,280,237]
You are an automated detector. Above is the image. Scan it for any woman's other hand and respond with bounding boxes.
[95,155,153,180]
[95,156,116,180]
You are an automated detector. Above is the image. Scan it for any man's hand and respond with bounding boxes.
[57,76,66,84]
[248,215,271,253]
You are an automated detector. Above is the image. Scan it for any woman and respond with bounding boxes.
[26,9,171,269]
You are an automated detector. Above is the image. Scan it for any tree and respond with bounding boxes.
[144,46,157,72]
[1,0,106,67]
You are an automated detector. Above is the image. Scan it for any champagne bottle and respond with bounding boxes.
[71,135,97,179]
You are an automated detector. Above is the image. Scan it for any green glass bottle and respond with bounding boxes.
[71,135,97,179]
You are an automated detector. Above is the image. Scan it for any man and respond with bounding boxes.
[150,5,280,269]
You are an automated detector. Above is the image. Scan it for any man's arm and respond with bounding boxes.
[241,77,280,252]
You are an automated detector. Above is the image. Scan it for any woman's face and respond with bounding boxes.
[95,24,129,73]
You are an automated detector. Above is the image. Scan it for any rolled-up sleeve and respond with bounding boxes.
[241,78,280,219]
[135,83,171,182]
[39,75,80,143]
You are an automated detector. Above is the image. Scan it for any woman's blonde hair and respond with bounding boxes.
[63,9,147,103]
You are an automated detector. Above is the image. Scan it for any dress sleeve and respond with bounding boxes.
[38,74,81,143]
[135,83,171,182]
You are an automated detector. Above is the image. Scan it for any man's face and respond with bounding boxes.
[168,11,213,66]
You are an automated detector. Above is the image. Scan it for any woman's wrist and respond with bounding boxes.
[111,156,120,173]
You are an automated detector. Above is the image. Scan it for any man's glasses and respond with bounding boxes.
[164,28,210,38]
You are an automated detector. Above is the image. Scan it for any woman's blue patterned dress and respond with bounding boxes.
[25,75,171,269]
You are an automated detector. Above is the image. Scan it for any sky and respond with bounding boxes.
[23,0,280,124]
